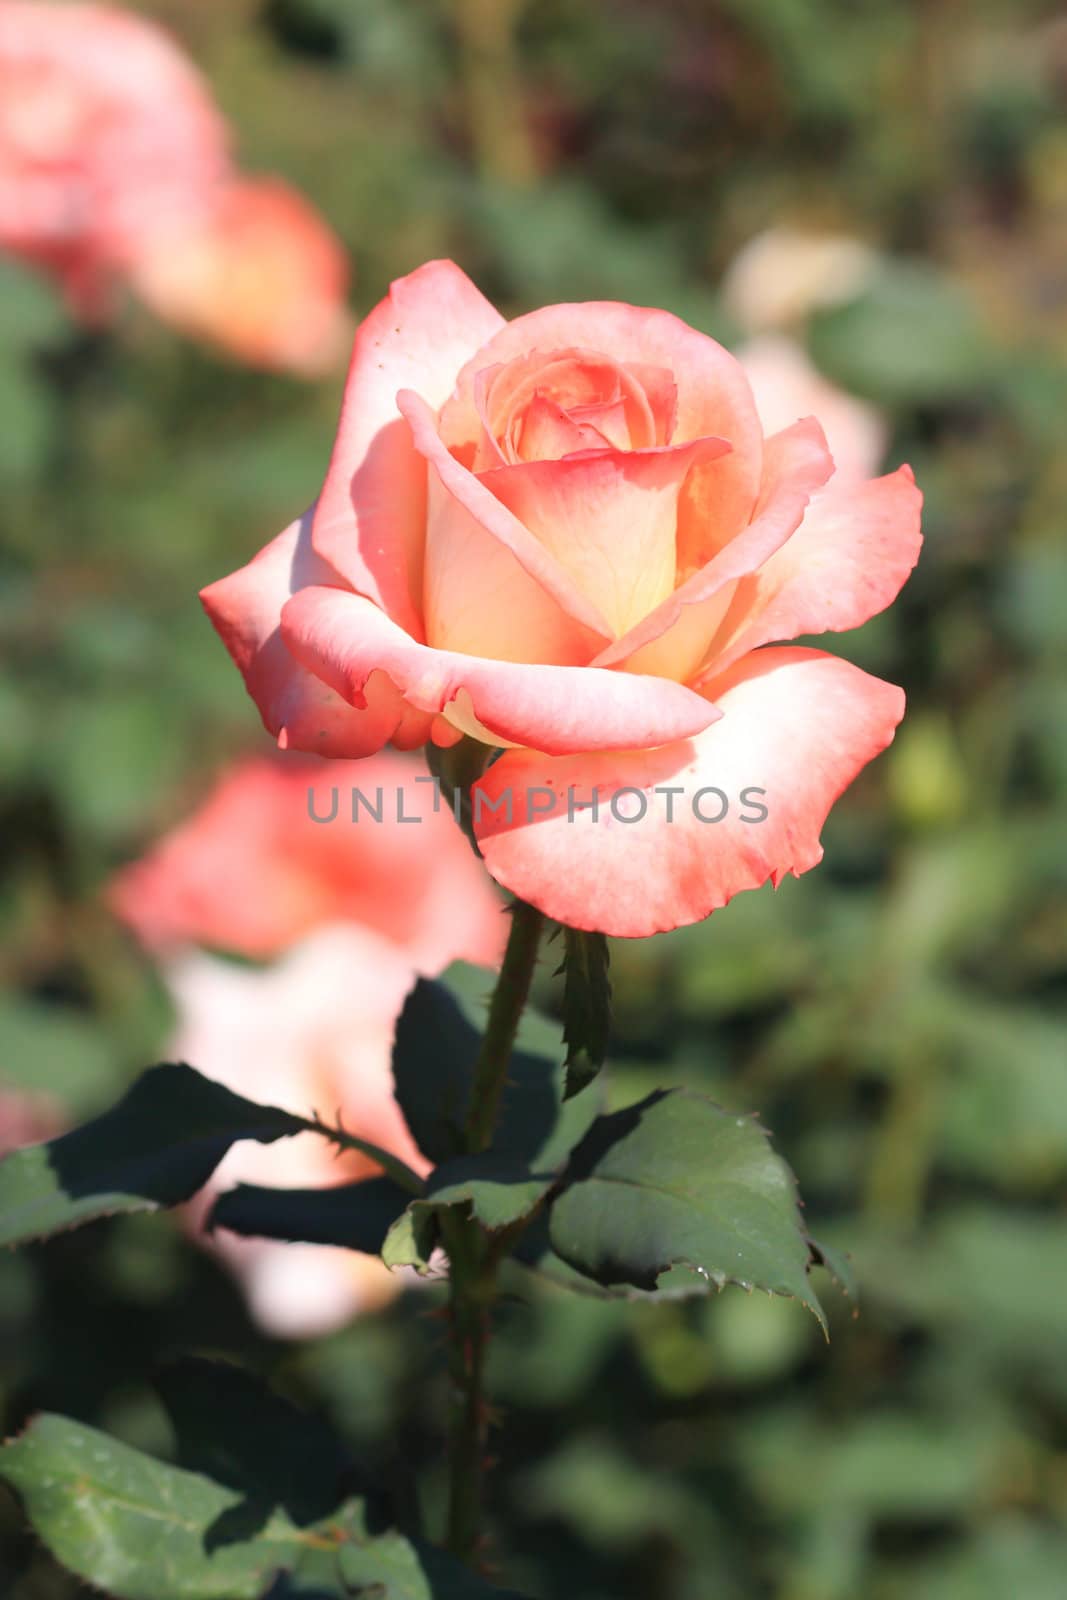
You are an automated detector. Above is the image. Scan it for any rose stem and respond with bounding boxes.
[444,898,545,1564]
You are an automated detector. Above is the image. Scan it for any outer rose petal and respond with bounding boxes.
[473,646,905,937]
[699,467,923,683]
[200,508,431,757]
[594,418,833,681]
[443,301,763,542]
[311,260,505,639]
[280,586,720,755]
[479,434,732,638]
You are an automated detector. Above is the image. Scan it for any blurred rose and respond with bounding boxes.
[0,1,229,313]
[737,335,886,484]
[0,2,349,370]
[168,926,432,1339]
[203,260,922,937]
[109,750,504,972]
[111,751,503,1338]
[722,226,878,334]
[129,178,350,377]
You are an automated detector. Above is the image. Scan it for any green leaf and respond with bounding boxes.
[0,1412,528,1600]
[155,1359,353,1527]
[0,1064,301,1247]
[0,1412,350,1599]
[557,927,612,1100]
[382,1155,566,1273]
[0,1062,420,1249]
[385,971,602,1270]
[511,1213,708,1302]
[338,1537,530,1599]
[392,964,579,1166]
[807,1236,858,1303]
[547,1089,824,1325]
[381,1205,439,1273]
[422,1157,555,1231]
[208,1177,412,1255]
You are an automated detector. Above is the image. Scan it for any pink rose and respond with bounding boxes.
[0,2,229,313]
[0,3,349,370]
[166,927,431,1339]
[202,261,922,937]
[109,750,504,973]
[128,178,350,377]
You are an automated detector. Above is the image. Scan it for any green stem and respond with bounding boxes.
[444,899,545,1564]
[442,1215,494,1563]
[464,900,545,1153]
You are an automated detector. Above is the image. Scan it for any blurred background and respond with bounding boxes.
[2,1,1066,1597]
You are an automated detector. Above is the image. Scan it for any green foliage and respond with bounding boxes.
[809,261,993,404]
[0,1412,350,1599]
[209,1177,412,1254]
[1,1,1064,1597]
[391,964,588,1166]
[548,1090,823,1322]
[385,968,602,1268]
[0,1410,526,1600]
[557,928,612,1101]
[0,1063,420,1248]
[0,1065,300,1247]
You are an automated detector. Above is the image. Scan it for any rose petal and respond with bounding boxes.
[200,508,431,757]
[699,466,923,683]
[479,434,732,638]
[443,302,763,536]
[280,586,720,756]
[473,646,905,936]
[517,392,615,459]
[593,418,833,681]
[460,348,657,465]
[311,260,505,639]
[399,387,616,650]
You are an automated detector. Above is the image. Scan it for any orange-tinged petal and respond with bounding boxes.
[444,301,763,536]
[279,585,719,756]
[699,466,923,683]
[480,434,732,638]
[594,418,833,681]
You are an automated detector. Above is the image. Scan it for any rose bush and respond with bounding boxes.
[203,260,922,936]
[0,2,348,370]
